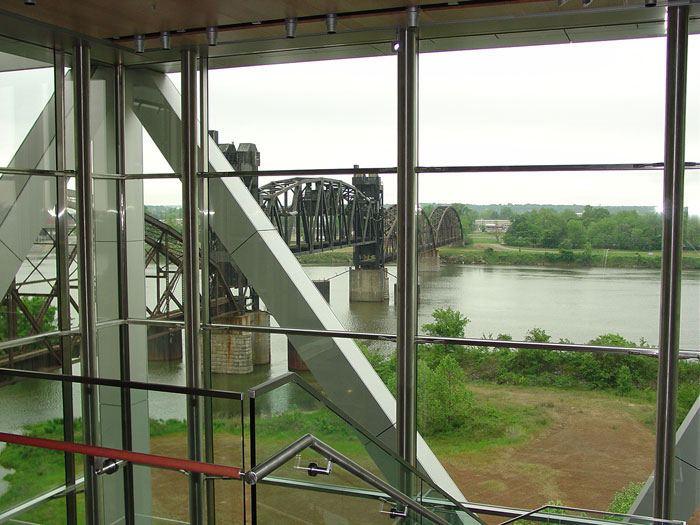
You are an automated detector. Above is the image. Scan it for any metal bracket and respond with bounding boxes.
[379,499,408,518]
[94,458,120,476]
[293,454,332,477]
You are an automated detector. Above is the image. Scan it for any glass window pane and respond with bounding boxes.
[419,37,668,166]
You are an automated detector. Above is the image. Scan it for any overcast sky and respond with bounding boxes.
[146,35,699,213]
[1,35,696,214]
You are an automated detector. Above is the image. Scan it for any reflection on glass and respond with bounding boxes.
[0,51,54,170]
[0,174,64,367]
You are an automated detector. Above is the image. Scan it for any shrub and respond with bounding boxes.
[418,355,474,435]
[607,482,644,517]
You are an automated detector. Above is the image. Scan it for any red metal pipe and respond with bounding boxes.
[0,432,242,479]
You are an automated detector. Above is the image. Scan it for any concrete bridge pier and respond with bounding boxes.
[349,268,389,302]
[207,311,270,374]
[418,248,440,272]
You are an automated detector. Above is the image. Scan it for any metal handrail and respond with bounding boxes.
[0,367,244,401]
[248,477,691,525]
[242,433,451,525]
[499,503,686,525]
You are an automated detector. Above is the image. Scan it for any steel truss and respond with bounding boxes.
[258,177,381,256]
[384,204,464,263]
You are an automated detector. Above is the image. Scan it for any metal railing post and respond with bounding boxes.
[654,4,689,520]
[74,40,101,524]
[54,47,77,525]
[115,60,135,525]
[199,51,217,524]
[181,47,205,524]
[396,9,419,470]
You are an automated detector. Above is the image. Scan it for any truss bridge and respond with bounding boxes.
[1,171,463,369]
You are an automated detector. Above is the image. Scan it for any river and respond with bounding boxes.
[1,264,698,434]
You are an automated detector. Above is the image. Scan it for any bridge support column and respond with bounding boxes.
[349,268,389,302]
[418,249,440,272]
[147,326,183,361]
[206,312,270,373]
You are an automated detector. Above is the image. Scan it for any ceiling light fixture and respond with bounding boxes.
[325,14,338,34]
[160,31,171,50]
[407,6,419,27]
[285,18,297,39]
[134,34,145,53]
[206,26,217,46]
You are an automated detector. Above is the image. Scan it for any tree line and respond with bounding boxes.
[422,203,700,251]
[504,205,700,251]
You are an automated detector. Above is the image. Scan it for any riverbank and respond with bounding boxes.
[439,245,700,269]
[296,244,700,269]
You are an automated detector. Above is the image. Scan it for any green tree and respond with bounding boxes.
[421,307,470,367]
[686,215,700,250]
[0,297,57,341]
[566,219,586,249]
[499,205,514,220]
[582,205,610,227]
[418,355,474,434]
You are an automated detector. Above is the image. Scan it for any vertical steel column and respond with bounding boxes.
[199,52,216,524]
[74,40,100,524]
[115,61,136,525]
[396,12,419,469]
[654,5,689,520]
[54,48,77,525]
[181,48,204,524]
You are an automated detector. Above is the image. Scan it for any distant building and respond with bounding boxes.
[474,219,511,233]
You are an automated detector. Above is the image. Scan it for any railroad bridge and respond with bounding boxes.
[1,167,463,369]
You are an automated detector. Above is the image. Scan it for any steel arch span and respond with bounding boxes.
[428,205,464,247]
[258,177,382,256]
[383,204,462,263]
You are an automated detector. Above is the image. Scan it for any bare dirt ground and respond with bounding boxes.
[440,385,663,522]
[149,385,699,524]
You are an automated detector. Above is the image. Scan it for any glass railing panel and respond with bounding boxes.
[0,369,81,519]
[4,493,69,525]
[255,480,393,524]
[248,371,484,525]
[251,380,388,491]
[139,388,245,523]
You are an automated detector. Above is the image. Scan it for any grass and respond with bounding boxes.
[0,419,85,524]
[290,235,700,269]
[1,385,558,521]
[438,242,700,269]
